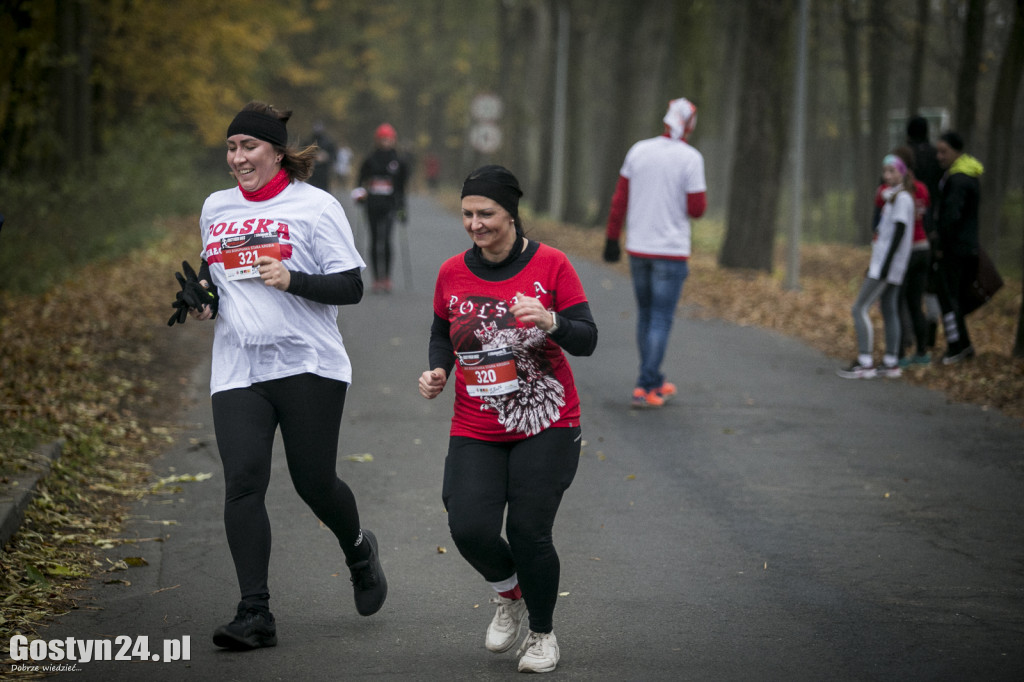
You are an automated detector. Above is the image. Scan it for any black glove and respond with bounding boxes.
[603,238,621,263]
[167,290,190,326]
[167,260,219,326]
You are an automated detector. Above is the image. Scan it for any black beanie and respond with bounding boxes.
[227,109,288,147]
[461,165,523,218]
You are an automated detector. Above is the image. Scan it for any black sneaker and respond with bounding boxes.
[349,529,387,616]
[212,600,277,650]
[876,362,902,378]
[941,345,975,365]
[836,360,876,379]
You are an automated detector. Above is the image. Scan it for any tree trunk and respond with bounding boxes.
[1016,179,1024,358]
[58,0,93,168]
[954,0,986,145]
[497,0,520,175]
[840,0,869,243]
[58,2,76,164]
[563,2,589,223]
[980,0,1024,251]
[2,2,32,177]
[424,0,451,183]
[78,0,93,164]
[590,3,643,227]
[709,5,747,220]
[348,7,376,144]
[864,0,889,242]
[907,0,929,116]
[719,0,793,272]
[807,0,825,204]
[519,0,556,212]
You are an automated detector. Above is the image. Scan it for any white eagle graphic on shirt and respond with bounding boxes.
[473,324,565,436]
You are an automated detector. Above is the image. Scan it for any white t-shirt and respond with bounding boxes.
[869,189,915,285]
[199,181,366,395]
[620,136,707,258]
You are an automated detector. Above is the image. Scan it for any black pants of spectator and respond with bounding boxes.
[366,206,395,283]
[442,426,581,634]
[211,373,365,607]
[900,248,932,357]
[934,252,978,354]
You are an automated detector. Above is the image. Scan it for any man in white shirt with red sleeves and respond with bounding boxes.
[604,97,707,408]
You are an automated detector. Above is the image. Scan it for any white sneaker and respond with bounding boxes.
[485,596,527,653]
[517,630,559,673]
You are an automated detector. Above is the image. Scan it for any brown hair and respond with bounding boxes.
[890,145,916,196]
[238,101,317,183]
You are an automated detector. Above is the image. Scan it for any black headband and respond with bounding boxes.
[227,110,288,147]
[461,177,523,218]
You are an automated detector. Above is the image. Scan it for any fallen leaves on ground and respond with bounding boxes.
[0,216,206,644]
[2,199,1022,648]
[345,453,375,463]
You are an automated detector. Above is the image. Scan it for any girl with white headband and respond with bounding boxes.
[838,154,916,379]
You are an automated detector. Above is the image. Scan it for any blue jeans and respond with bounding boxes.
[630,256,689,391]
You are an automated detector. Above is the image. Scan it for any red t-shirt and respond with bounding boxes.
[433,243,588,441]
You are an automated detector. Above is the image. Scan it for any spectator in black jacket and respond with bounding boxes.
[932,131,984,365]
[905,116,943,351]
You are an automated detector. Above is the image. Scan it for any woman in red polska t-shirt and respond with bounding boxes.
[418,165,597,674]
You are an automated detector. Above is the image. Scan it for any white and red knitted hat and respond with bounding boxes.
[663,98,697,141]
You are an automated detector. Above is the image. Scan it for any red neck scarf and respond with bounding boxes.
[240,168,289,202]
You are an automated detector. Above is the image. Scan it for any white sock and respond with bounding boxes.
[489,574,519,594]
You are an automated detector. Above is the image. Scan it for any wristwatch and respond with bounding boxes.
[545,311,559,335]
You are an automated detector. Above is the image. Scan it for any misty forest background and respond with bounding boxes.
[2,0,1024,340]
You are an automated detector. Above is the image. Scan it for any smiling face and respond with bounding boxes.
[227,134,282,192]
[461,195,517,261]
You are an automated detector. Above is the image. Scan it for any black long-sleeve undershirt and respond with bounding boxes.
[286,267,364,305]
[878,222,907,280]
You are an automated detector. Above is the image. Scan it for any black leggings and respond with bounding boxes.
[211,374,363,604]
[901,248,931,356]
[935,253,977,351]
[367,207,395,281]
[442,426,581,634]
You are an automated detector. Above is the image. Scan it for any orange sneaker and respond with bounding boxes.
[655,381,677,400]
[631,387,664,408]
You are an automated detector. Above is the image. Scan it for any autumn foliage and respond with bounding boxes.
[0,218,202,641]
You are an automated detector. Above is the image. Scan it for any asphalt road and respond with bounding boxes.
[19,194,1024,681]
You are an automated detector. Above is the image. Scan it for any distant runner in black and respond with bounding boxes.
[352,123,409,293]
